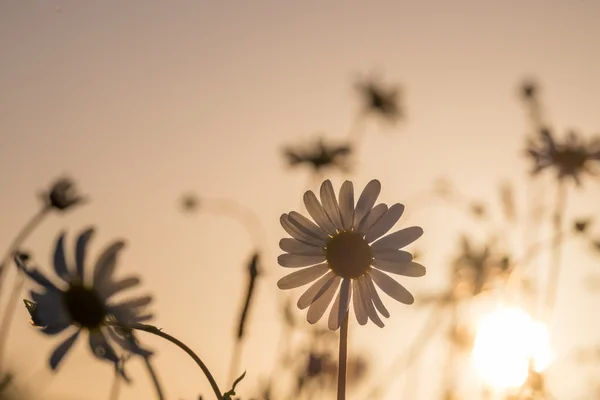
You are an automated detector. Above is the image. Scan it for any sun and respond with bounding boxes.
[472,307,551,390]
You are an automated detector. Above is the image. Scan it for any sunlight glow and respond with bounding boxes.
[472,307,551,390]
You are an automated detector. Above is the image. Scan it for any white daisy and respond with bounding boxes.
[16,227,153,372]
[277,179,425,330]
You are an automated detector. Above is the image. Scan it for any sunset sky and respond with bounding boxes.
[1,1,600,399]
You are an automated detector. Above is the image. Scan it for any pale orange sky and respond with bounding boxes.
[1,1,600,399]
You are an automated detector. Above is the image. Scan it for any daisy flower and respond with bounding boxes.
[40,177,86,211]
[526,128,600,185]
[16,227,153,372]
[277,179,425,330]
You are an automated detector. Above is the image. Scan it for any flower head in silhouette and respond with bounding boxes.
[526,128,600,185]
[356,77,402,124]
[283,138,352,173]
[451,236,510,299]
[41,177,86,211]
[277,179,424,330]
[16,228,153,373]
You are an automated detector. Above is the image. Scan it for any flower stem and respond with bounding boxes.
[128,323,223,400]
[0,206,50,291]
[337,315,349,400]
[108,369,122,400]
[144,356,165,400]
[0,206,50,373]
[544,181,567,320]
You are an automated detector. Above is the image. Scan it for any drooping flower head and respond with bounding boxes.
[277,179,425,330]
[16,227,153,373]
[41,177,86,211]
[526,128,600,185]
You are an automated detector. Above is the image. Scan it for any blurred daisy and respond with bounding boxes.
[283,138,352,173]
[526,128,600,185]
[40,177,86,211]
[277,179,425,330]
[16,228,153,372]
[356,78,403,125]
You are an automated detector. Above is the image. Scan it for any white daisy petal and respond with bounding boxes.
[288,211,328,241]
[297,271,336,309]
[360,276,385,328]
[99,276,141,299]
[371,226,424,251]
[373,249,413,263]
[114,295,152,310]
[365,277,390,318]
[280,214,323,246]
[338,181,355,231]
[373,260,426,277]
[328,278,351,330]
[352,279,368,325]
[50,330,80,370]
[75,228,94,281]
[365,203,405,242]
[278,253,326,268]
[277,263,330,289]
[93,241,126,288]
[303,190,338,235]
[353,180,381,230]
[320,180,344,230]
[306,276,341,324]
[369,268,414,305]
[357,204,388,234]
[53,232,71,283]
[279,238,324,255]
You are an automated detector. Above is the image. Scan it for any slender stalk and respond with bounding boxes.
[0,207,50,290]
[144,356,165,400]
[544,181,567,320]
[227,340,243,386]
[0,207,50,373]
[361,305,445,399]
[127,323,223,400]
[337,316,349,400]
[108,370,122,400]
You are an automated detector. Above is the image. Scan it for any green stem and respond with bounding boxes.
[144,356,165,400]
[337,315,349,400]
[128,323,223,400]
[0,207,50,373]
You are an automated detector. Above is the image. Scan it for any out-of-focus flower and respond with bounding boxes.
[521,81,538,101]
[180,193,200,212]
[356,77,403,124]
[452,236,510,299]
[16,228,153,373]
[573,218,592,234]
[40,177,86,211]
[526,128,600,185]
[277,179,424,330]
[283,138,352,173]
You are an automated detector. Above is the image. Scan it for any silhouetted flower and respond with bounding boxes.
[574,218,592,234]
[526,129,600,185]
[41,177,86,211]
[452,236,509,298]
[180,193,200,212]
[356,77,402,124]
[521,81,538,100]
[16,228,152,373]
[283,138,352,173]
[277,179,424,330]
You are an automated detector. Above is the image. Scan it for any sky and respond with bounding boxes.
[1,1,600,399]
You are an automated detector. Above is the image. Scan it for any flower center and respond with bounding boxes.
[62,284,106,329]
[325,231,372,279]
